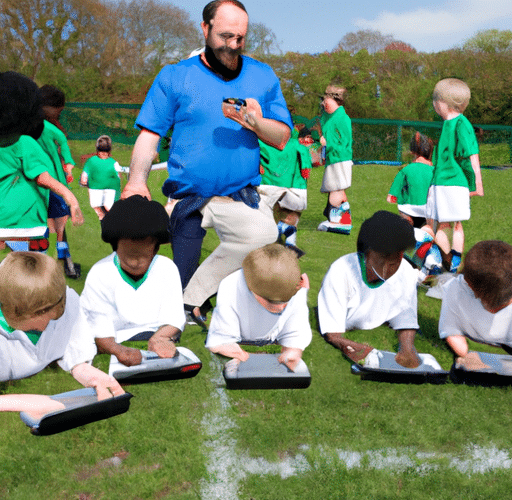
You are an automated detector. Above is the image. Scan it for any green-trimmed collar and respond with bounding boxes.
[357,252,385,289]
[114,253,156,290]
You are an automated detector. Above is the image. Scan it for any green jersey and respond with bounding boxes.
[259,133,311,190]
[37,120,75,185]
[432,114,478,191]
[389,162,434,206]
[0,135,51,231]
[320,106,352,165]
[83,156,121,192]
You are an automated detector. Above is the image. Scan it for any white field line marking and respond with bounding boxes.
[200,355,512,499]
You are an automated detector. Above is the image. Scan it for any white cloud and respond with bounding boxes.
[354,0,512,40]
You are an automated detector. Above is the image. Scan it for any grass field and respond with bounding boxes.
[1,142,512,499]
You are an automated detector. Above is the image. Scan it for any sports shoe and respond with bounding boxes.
[318,204,352,234]
[423,244,443,276]
[449,251,462,273]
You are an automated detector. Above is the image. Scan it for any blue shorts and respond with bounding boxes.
[48,192,71,219]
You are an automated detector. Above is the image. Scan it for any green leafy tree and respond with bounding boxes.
[463,29,512,54]
[245,22,280,56]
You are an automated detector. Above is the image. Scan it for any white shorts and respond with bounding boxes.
[89,189,117,210]
[426,185,470,223]
[257,186,307,212]
[321,161,353,193]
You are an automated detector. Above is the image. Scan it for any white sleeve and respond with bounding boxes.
[80,266,118,339]
[317,263,348,335]
[154,259,186,332]
[57,288,97,371]
[276,288,312,350]
[439,280,464,339]
[387,270,419,331]
[205,279,241,348]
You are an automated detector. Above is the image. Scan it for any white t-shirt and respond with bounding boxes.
[318,252,419,335]
[80,253,186,343]
[439,274,512,346]
[205,269,312,350]
[0,287,96,381]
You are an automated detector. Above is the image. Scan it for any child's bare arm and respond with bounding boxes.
[0,394,66,417]
[36,171,84,225]
[445,334,469,358]
[469,154,484,197]
[95,337,142,367]
[208,343,250,362]
[148,325,179,359]
[278,347,303,372]
[70,363,125,400]
[395,329,421,368]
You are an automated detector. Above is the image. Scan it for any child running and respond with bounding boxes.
[80,135,122,220]
[426,78,484,273]
[317,84,353,235]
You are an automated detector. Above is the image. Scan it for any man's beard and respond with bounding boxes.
[204,44,243,80]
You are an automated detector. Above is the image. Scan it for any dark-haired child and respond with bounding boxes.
[80,195,185,367]
[0,72,83,241]
[387,132,434,229]
[80,135,123,220]
[439,240,512,370]
[318,210,421,368]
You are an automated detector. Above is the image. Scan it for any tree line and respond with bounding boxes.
[1,0,511,124]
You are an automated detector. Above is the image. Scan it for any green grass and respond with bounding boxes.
[2,145,512,499]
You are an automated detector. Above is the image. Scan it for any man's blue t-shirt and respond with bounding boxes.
[136,55,293,198]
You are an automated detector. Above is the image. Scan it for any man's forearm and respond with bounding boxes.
[123,129,161,198]
[252,118,290,150]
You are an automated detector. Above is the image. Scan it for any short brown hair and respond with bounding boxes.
[203,0,247,25]
[0,252,66,323]
[324,84,346,106]
[243,244,301,302]
[96,135,112,153]
[410,131,433,161]
[433,78,471,113]
[463,240,512,310]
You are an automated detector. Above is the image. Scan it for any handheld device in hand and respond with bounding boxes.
[20,388,133,436]
[222,97,247,111]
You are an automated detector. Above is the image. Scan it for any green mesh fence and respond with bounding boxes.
[64,103,512,167]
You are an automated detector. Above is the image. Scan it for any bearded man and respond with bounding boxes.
[123,0,292,324]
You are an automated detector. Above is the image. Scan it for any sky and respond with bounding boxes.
[175,0,512,54]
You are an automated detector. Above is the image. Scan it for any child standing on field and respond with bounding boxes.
[80,135,122,220]
[258,127,312,257]
[317,84,353,235]
[426,78,484,273]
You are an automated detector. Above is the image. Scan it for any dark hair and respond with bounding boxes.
[203,0,247,25]
[410,132,433,161]
[357,210,415,255]
[0,71,43,137]
[39,85,65,108]
[101,195,170,251]
[96,135,112,153]
[463,240,512,310]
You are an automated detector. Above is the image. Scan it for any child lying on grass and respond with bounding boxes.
[206,243,312,372]
[439,240,512,370]
[318,210,421,368]
[80,195,185,367]
[0,252,124,416]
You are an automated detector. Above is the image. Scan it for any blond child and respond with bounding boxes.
[426,78,484,272]
[205,243,312,372]
[317,84,353,235]
[0,252,124,415]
